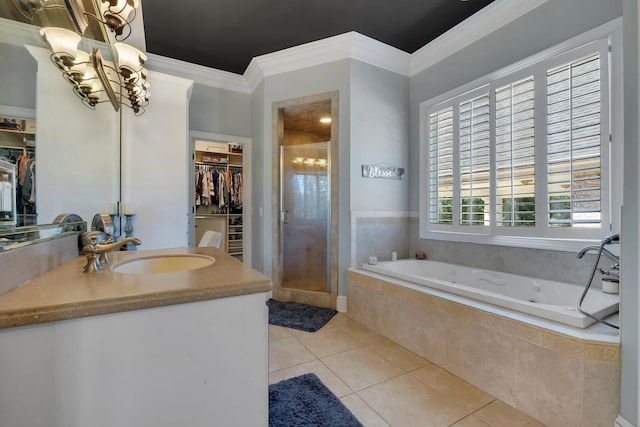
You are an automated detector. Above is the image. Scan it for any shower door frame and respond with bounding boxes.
[271,91,339,309]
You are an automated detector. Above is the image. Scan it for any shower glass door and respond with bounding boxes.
[281,143,329,292]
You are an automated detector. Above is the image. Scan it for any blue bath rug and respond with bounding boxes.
[269,373,364,427]
[267,299,337,332]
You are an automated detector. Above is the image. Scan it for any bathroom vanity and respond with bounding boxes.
[0,244,272,427]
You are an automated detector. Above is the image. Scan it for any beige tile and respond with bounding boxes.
[268,336,316,372]
[411,364,494,412]
[269,359,352,398]
[339,317,387,345]
[340,393,390,427]
[516,341,583,427]
[296,325,365,358]
[474,400,545,427]
[321,346,407,391]
[436,299,483,324]
[481,312,541,345]
[583,342,621,365]
[582,361,621,427]
[541,330,584,360]
[451,415,491,427]
[268,324,293,341]
[324,312,352,328]
[357,374,469,427]
[439,316,518,406]
[368,339,430,372]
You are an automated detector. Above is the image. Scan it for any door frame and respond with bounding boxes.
[188,131,252,267]
[271,91,339,309]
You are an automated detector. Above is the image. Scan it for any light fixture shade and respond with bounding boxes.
[40,27,82,59]
[114,42,147,75]
[67,49,95,81]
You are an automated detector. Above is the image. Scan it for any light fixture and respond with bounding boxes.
[39,27,105,109]
[291,157,328,167]
[32,0,151,114]
[10,0,89,33]
[10,0,62,20]
[94,0,140,41]
[319,117,332,124]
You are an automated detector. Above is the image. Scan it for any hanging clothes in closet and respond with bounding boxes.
[195,163,228,212]
[16,151,36,214]
[229,167,243,211]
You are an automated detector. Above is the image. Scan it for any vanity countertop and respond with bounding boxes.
[0,247,272,330]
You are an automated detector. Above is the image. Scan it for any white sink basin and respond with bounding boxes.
[112,254,215,274]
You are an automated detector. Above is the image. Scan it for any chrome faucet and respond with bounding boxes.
[81,230,141,273]
[576,245,620,263]
[576,234,621,329]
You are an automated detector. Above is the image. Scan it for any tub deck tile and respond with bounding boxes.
[482,312,542,345]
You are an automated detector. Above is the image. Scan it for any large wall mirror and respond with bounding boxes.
[0,1,121,248]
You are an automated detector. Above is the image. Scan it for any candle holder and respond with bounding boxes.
[123,214,137,250]
[108,214,119,240]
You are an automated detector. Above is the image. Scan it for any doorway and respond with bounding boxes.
[272,92,338,309]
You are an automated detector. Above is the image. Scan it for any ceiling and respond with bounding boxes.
[140,0,495,75]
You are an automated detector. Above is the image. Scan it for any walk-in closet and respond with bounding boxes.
[194,140,244,260]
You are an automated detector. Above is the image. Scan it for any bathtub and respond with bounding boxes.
[361,259,619,328]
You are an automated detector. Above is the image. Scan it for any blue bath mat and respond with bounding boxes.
[269,373,364,427]
[267,299,337,332]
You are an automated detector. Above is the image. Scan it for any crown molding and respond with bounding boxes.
[410,0,549,76]
[0,18,42,47]
[146,53,251,94]
[0,104,36,120]
[2,0,550,94]
[245,31,410,92]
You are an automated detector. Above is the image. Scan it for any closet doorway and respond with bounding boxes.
[189,131,251,266]
[272,92,338,309]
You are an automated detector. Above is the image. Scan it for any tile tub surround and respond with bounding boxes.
[408,216,602,286]
[352,213,410,267]
[347,269,621,427]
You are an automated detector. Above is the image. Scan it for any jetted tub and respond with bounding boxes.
[361,259,619,328]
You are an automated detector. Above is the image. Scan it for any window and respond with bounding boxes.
[420,27,619,250]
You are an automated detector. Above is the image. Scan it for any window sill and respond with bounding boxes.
[419,229,607,253]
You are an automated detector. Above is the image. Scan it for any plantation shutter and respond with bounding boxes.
[459,94,491,225]
[428,107,454,224]
[546,53,602,228]
[495,77,536,227]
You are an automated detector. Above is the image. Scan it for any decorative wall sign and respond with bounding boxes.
[361,163,405,180]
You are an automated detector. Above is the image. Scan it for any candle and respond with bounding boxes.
[105,203,116,215]
[123,204,135,215]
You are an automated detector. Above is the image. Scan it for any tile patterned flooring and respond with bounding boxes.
[269,313,546,427]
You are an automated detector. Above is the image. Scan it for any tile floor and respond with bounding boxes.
[269,313,546,427]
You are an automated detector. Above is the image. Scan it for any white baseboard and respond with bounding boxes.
[615,415,636,427]
[336,296,347,313]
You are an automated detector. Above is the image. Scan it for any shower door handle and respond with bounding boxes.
[281,210,290,224]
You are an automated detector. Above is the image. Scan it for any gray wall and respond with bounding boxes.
[409,0,624,211]
[622,0,639,423]
[251,80,266,274]
[189,83,252,137]
[350,60,409,211]
[252,59,351,294]
[408,0,631,421]
[0,42,36,109]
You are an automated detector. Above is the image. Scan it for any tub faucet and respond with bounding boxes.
[576,245,619,263]
[576,234,621,329]
[81,236,142,273]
